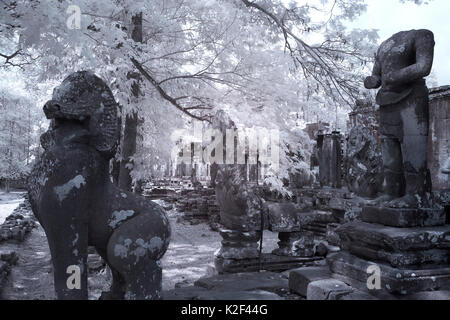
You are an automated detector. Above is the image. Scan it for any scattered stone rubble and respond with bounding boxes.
[0,197,36,243]
[163,188,221,230]
[0,195,36,297]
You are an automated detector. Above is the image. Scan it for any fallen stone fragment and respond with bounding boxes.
[289,266,332,297]
[307,279,353,300]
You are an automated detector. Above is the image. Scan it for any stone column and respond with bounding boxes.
[212,111,264,273]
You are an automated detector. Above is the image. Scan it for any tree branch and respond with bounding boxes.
[131,57,212,123]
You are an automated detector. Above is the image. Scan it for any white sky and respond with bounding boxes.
[350,0,450,86]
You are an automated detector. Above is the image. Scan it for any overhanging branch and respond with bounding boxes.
[131,57,212,123]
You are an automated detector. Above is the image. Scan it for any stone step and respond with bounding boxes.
[307,278,353,300]
[362,206,446,228]
[337,222,450,252]
[342,243,450,268]
[328,251,450,295]
[215,253,323,274]
[288,266,332,296]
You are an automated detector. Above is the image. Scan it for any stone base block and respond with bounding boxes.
[337,222,450,252]
[216,229,261,260]
[343,243,450,268]
[328,252,450,295]
[215,253,323,274]
[288,266,332,296]
[306,279,353,300]
[362,206,446,228]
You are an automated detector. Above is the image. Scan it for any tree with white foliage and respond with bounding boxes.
[0,87,45,192]
[0,0,431,194]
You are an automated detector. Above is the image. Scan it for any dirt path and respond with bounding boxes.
[161,210,221,291]
[1,224,55,300]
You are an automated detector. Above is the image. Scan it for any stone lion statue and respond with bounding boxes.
[28,71,171,300]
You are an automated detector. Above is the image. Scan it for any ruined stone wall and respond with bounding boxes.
[428,86,450,191]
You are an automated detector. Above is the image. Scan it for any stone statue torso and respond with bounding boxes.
[378,30,417,78]
[375,29,434,106]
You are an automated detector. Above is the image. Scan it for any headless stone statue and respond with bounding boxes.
[28,71,171,300]
[364,29,435,208]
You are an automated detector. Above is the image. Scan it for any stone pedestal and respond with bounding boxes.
[215,229,261,260]
[328,205,450,295]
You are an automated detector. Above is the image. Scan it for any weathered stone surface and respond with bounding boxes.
[404,290,450,300]
[162,286,209,300]
[0,250,18,265]
[338,290,378,300]
[288,266,332,296]
[362,206,446,228]
[307,279,353,300]
[215,253,323,274]
[326,223,341,247]
[336,222,450,252]
[215,229,261,260]
[342,243,450,268]
[364,29,435,208]
[196,290,282,300]
[315,242,328,257]
[87,253,105,273]
[267,202,303,232]
[195,272,288,292]
[163,285,283,300]
[266,203,337,234]
[272,232,315,257]
[303,210,337,224]
[428,86,450,191]
[0,203,36,244]
[328,252,450,295]
[172,188,220,223]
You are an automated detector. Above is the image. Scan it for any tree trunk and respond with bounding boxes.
[118,112,138,191]
[118,12,143,192]
[5,179,10,193]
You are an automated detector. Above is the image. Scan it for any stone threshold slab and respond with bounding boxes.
[362,206,446,228]
[342,243,450,268]
[215,253,323,274]
[337,222,450,251]
[328,252,450,295]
